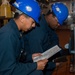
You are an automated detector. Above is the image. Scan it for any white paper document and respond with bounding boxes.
[33,45,61,62]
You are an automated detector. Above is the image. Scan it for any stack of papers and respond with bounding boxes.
[33,45,61,62]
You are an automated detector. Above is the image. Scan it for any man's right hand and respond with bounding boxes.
[37,59,48,70]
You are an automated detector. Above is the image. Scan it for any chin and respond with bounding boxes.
[24,29,27,32]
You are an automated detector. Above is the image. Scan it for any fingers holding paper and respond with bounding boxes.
[37,59,48,70]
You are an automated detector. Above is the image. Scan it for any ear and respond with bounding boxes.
[19,15,25,23]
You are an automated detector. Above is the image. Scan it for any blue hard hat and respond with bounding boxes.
[12,0,41,23]
[51,2,69,25]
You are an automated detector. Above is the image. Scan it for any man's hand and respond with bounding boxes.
[32,53,48,70]
[37,59,48,70]
[56,62,63,67]
[32,53,42,60]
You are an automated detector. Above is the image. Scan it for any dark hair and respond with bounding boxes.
[46,10,52,15]
[46,10,56,18]
[14,12,30,19]
[14,12,20,19]
[9,0,16,5]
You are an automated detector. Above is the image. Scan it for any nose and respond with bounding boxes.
[32,23,36,27]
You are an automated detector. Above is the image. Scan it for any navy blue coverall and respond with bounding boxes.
[0,19,43,75]
[24,15,62,75]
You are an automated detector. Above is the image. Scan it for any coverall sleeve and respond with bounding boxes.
[45,62,56,70]
[24,33,43,62]
[49,29,59,46]
[48,30,64,59]
[0,33,37,75]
